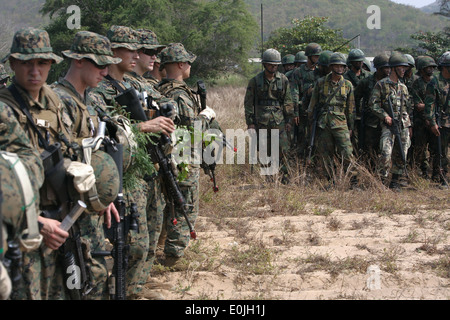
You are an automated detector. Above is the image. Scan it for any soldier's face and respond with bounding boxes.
[181,62,191,79]
[379,66,390,78]
[137,49,156,72]
[331,64,345,76]
[10,58,52,95]
[113,48,140,73]
[394,66,406,78]
[422,66,435,77]
[82,59,109,88]
[351,61,363,70]
[264,63,278,74]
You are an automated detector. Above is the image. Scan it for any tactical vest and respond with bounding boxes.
[255,71,284,107]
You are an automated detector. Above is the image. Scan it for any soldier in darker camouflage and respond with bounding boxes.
[244,48,295,182]
[424,52,450,187]
[0,64,10,88]
[410,56,438,178]
[354,53,391,170]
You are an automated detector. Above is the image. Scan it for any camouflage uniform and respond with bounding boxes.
[90,26,151,296]
[308,66,355,179]
[244,50,295,177]
[0,64,10,88]
[157,43,204,260]
[369,74,412,185]
[52,31,124,300]
[0,102,44,300]
[424,67,450,183]
[410,56,437,177]
[0,28,79,300]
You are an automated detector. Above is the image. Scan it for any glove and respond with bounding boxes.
[199,106,216,122]
[66,161,96,193]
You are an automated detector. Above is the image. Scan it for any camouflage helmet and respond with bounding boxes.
[0,64,9,82]
[318,50,333,66]
[106,25,140,51]
[389,52,409,67]
[294,51,307,63]
[404,54,415,67]
[261,49,282,64]
[136,29,166,51]
[438,51,450,67]
[62,31,122,66]
[71,150,119,213]
[281,54,295,65]
[373,53,390,69]
[347,49,365,62]
[305,43,322,57]
[159,43,197,71]
[2,27,63,64]
[416,56,437,70]
[328,52,347,66]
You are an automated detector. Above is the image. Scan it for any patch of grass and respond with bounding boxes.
[227,241,276,275]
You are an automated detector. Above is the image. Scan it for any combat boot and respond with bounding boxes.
[389,174,401,192]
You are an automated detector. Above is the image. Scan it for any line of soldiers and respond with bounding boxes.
[245,43,449,190]
[0,26,217,300]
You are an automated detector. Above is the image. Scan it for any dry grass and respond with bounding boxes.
[146,85,450,301]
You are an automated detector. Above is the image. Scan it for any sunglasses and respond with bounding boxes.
[142,49,159,57]
[85,58,109,70]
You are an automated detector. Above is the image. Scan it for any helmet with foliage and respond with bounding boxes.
[373,53,390,69]
[262,48,282,64]
[389,52,409,68]
[416,56,437,70]
[294,51,307,63]
[347,49,365,62]
[318,50,333,66]
[328,52,347,66]
[281,54,295,65]
[305,43,322,57]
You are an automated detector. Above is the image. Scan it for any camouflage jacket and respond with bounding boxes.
[344,68,371,89]
[91,75,132,108]
[0,103,44,236]
[410,75,432,123]
[244,70,294,126]
[424,72,450,128]
[52,78,100,146]
[290,64,320,115]
[369,77,412,129]
[308,73,355,130]
[354,73,384,128]
[143,71,160,87]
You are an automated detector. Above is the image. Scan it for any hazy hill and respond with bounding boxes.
[244,0,448,56]
[420,1,443,13]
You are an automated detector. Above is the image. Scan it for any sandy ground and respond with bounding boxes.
[143,185,449,301]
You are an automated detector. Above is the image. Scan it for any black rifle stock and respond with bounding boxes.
[435,91,449,186]
[119,94,197,239]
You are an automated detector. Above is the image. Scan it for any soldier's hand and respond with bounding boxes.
[294,117,299,125]
[431,124,440,137]
[138,116,175,136]
[99,202,120,229]
[416,103,425,112]
[286,123,292,132]
[38,216,69,250]
[384,116,392,126]
[248,124,256,130]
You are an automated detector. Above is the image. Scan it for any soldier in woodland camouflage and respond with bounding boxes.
[369,52,413,190]
[307,53,356,186]
[244,48,295,181]
[354,53,390,169]
[0,64,10,88]
[0,102,44,300]
[424,52,450,187]
[410,56,438,178]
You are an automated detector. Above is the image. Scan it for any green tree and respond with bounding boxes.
[40,0,258,82]
[265,16,351,57]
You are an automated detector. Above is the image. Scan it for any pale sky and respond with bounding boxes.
[391,0,437,8]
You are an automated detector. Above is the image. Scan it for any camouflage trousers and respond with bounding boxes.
[429,127,449,180]
[256,120,290,176]
[410,118,433,174]
[163,168,199,258]
[126,179,150,296]
[377,124,411,178]
[290,115,309,160]
[315,124,354,179]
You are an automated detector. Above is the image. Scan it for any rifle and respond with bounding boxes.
[387,95,408,177]
[333,34,361,53]
[115,88,197,239]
